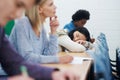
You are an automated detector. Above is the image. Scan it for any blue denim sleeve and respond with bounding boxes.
[86,33,113,80]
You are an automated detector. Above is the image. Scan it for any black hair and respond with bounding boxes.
[72,9,90,22]
[35,0,41,5]
[68,27,91,41]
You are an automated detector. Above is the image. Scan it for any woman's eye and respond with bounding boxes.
[16,2,24,8]
[49,2,53,6]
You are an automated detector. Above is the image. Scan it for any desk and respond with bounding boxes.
[42,52,94,80]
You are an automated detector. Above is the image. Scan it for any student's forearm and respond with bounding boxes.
[44,34,58,55]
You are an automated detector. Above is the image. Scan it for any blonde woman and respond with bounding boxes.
[9,0,73,64]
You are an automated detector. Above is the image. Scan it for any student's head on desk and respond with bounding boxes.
[68,27,91,43]
[0,0,41,26]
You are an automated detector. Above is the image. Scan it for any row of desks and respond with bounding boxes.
[42,52,94,80]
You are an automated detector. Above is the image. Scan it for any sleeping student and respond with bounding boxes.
[64,9,95,43]
[58,27,93,52]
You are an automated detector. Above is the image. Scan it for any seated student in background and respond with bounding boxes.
[58,27,93,52]
[9,0,73,64]
[64,9,95,43]
[68,27,93,50]
[0,0,80,80]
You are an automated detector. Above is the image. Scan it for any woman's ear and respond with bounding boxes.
[38,6,43,14]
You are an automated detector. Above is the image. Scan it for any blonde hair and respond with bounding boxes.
[25,0,48,29]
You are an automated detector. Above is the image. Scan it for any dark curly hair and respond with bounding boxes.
[68,27,91,41]
[72,9,90,22]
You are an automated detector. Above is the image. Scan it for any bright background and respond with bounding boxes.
[44,0,120,60]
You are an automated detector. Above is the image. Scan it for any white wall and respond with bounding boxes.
[45,0,120,59]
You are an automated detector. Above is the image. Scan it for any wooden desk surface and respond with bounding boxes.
[42,52,93,80]
[58,52,90,57]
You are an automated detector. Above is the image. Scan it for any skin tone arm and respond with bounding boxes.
[75,40,93,49]
[59,55,73,64]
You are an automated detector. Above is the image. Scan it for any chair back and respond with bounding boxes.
[116,48,120,76]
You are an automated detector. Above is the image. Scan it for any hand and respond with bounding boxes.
[8,75,34,80]
[75,40,86,45]
[50,16,59,34]
[52,70,80,80]
[59,54,73,63]
[90,38,95,43]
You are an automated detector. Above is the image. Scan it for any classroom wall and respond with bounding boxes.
[44,0,120,59]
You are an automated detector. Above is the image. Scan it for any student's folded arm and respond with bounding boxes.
[83,41,93,49]
[42,29,59,56]
[58,35,86,52]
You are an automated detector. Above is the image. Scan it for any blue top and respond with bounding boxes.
[63,21,76,33]
[9,16,59,64]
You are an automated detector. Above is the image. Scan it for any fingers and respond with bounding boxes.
[67,55,73,63]
[52,69,80,80]
[59,55,73,64]
[50,16,59,34]
[50,16,57,21]
[50,16,59,27]
[64,70,80,80]
[52,71,66,80]
[75,40,85,45]
[65,72,74,80]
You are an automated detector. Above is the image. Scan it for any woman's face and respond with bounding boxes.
[39,0,56,18]
[0,0,35,26]
[73,31,86,42]
[75,19,87,27]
